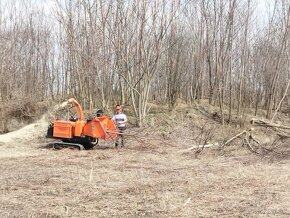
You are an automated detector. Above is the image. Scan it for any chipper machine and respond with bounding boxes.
[46,98,118,150]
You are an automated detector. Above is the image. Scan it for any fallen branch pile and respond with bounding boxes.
[123,119,289,157]
[178,143,218,153]
[179,125,288,156]
[220,128,264,154]
[249,118,290,156]
[178,129,257,154]
[251,118,290,140]
[251,118,290,130]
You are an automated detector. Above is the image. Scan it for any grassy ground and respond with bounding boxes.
[0,139,289,218]
[0,102,289,217]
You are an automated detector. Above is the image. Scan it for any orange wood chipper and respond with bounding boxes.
[46,98,118,150]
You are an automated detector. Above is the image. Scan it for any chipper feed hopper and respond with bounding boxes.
[47,98,118,150]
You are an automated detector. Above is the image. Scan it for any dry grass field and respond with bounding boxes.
[0,103,289,217]
[0,138,289,217]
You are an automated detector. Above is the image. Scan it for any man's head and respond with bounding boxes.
[115,105,122,113]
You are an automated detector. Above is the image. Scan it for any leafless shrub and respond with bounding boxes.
[191,124,216,155]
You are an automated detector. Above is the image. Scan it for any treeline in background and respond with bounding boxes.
[0,0,289,128]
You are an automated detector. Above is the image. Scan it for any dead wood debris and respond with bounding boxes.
[249,118,290,156]
[179,130,254,154]
[178,143,218,153]
[220,128,264,154]
[251,118,290,130]
[180,125,288,156]
[251,118,290,140]
[220,128,286,156]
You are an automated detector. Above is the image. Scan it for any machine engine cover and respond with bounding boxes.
[53,121,74,138]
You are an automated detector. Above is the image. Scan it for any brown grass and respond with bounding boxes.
[0,102,289,217]
[0,137,289,218]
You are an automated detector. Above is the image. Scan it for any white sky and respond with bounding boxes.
[0,0,277,27]
[0,0,274,12]
[255,0,276,26]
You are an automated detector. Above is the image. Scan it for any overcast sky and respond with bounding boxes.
[0,0,274,12]
[0,0,276,28]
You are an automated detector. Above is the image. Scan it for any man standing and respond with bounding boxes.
[112,105,127,147]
